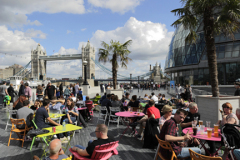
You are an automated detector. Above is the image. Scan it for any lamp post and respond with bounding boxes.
[130,74,132,85]
[83,60,89,85]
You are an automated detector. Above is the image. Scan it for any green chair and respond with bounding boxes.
[30,120,49,150]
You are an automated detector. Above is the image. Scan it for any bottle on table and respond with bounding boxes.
[63,120,66,131]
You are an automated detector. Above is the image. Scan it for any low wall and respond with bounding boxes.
[80,86,100,98]
[196,95,240,127]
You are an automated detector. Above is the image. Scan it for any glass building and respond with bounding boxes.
[165,23,240,85]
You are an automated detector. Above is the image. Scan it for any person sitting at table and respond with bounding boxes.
[170,97,176,104]
[143,94,149,100]
[16,100,34,129]
[35,99,65,141]
[121,92,130,103]
[49,96,65,112]
[128,95,142,112]
[30,99,42,110]
[150,92,158,104]
[64,98,79,140]
[71,124,115,158]
[158,93,162,101]
[85,96,94,119]
[158,94,173,106]
[159,105,172,130]
[13,95,27,110]
[218,102,239,159]
[159,109,201,159]
[175,99,185,109]
[232,108,240,159]
[101,94,112,113]
[132,100,160,138]
[111,95,121,109]
[42,139,68,160]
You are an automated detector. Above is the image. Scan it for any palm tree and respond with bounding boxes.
[171,0,240,97]
[98,40,132,89]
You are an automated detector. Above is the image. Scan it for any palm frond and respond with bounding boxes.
[185,30,198,44]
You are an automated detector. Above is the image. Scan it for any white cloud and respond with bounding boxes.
[24,28,47,39]
[90,17,173,61]
[0,0,85,27]
[67,30,73,34]
[81,28,87,31]
[88,0,144,14]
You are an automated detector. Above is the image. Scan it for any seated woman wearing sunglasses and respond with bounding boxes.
[159,105,173,131]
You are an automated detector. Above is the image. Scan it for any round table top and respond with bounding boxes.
[182,127,221,141]
[115,111,145,117]
[77,107,87,110]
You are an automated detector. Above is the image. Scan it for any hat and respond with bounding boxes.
[162,105,172,114]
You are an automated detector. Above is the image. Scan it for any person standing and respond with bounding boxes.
[75,83,80,97]
[18,81,25,96]
[0,81,9,107]
[7,84,15,103]
[234,82,240,96]
[36,85,44,100]
[24,83,32,101]
[175,84,182,99]
[45,82,56,100]
[59,83,63,96]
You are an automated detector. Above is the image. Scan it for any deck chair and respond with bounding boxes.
[5,109,17,130]
[97,106,108,124]
[155,135,188,160]
[69,141,119,160]
[189,149,222,160]
[8,118,32,147]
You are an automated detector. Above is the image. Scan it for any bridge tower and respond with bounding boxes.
[81,40,95,80]
[31,43,47,80]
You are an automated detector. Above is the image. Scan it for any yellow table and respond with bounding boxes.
[49,113,65,119]
[38,124,82,158]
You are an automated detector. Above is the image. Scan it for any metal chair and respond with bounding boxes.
[5,109,17,130]
[97,106,108,124]
[108,107,120,127]
[49,109,62,123]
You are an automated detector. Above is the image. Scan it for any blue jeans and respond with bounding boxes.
[64,117,76,136]
[75,140,93,150]
[177,147,201,159]
[176,94,181,99]
[234,149,240,159]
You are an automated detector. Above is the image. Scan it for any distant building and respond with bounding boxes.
[0,64,30,80]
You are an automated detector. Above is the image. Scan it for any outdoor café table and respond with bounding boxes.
[49,113,65,118]
[115,111,145,139]
[37,124,82,158]
[183,127,222,156]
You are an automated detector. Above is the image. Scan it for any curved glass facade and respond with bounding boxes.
[165,23,240,85]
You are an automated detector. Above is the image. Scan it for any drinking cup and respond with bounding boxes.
[193,127,197,136]
[192,121,196,127]
[130,108,133,113]
[206,121,211,128]
[207,128,212,138]
[199,120,203,126]
[200,125,205,135]
[214,132,218,137]
[214,124,219,133]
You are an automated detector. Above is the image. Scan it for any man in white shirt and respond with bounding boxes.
[175,84,182,99]
[151,92,158,103]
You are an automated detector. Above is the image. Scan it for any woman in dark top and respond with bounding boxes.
[128,95,142,111]
[111,95,121,108]
[30,100,42,110]
[59,83,63,96]
[184,84,191,101]
[7,84,15,103]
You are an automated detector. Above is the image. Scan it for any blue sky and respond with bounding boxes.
[0,0,182,79]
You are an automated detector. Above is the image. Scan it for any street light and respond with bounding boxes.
[83,60,89,85]
[130,74,132,85]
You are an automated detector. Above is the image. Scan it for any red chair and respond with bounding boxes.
[69,141,119,160]
[86,103,94,117]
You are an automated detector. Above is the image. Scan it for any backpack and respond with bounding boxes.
[221,123,240,149]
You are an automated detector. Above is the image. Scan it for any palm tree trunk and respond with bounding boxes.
[112,53,117,89]
[203,9,219,97]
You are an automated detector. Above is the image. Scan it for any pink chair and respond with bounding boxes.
[86,103,94,117]
[69,141,119,160]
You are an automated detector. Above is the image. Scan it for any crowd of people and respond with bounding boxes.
[2,80,240,159]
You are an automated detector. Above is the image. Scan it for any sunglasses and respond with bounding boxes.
[169,110,173,112]
[223,107,230,109]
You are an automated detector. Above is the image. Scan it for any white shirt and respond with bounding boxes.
[151,95,158,103]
